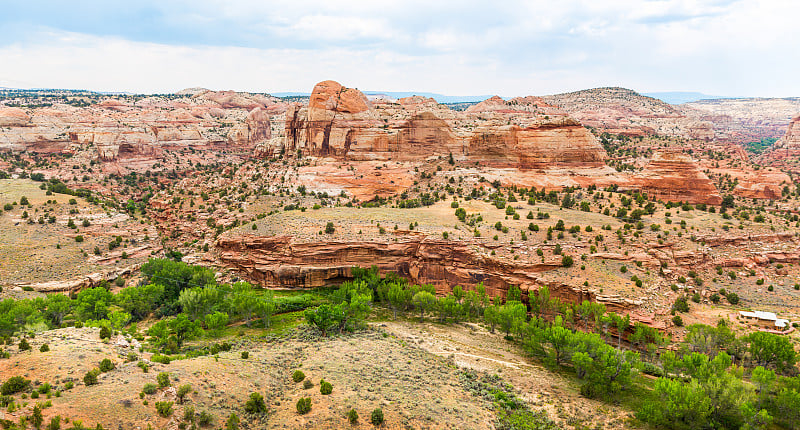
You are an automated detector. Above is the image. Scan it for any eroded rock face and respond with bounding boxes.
[283,80,607,168]
[0,91,286,166]
[0,107,30,127]
[759,113,800,166]
[541,87,715,139]
[215,233,628,308]
[228,107,272,146]
[631,151,723,205]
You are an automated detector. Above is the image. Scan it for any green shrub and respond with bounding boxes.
[672,315,683,327]
[240,351,249,359]
[142,383,158,395]
[183,405,195,422]
[198,410,214,426]
[225,413,239,430]
[292,370,305,383]
[99,358,115,372]
[244,392,267,414]
[155,401,174,417]
[296,397,312,414]
[370,408,385,425]
[64,381,74,390]
[1,376,30,395]
[39,344,50,352]
[177,384,192,403]
[157,372,170,388]
[673,296,689,313]
[303,379,313,389]
[99,326,112,339]
[727,292,740,305]
[348,408,359,423]
[18,338,31,351]
[320,379,333,395]
[83,368,100,386]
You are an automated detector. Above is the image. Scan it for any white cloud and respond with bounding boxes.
[0,1,799,96]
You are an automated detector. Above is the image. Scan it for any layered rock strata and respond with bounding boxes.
[216,233,638,311]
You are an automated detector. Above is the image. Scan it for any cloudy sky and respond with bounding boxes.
[0,0,797,97]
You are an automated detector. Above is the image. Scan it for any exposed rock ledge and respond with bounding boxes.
[216,234,638,311]
[10,265,139,293]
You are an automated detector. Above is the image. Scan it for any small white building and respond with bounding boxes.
[738,310,790,331]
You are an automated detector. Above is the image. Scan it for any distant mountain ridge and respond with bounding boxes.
[643,91,732,104]
[272,91,497,104]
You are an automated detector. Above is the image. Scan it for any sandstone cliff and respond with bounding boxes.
[281,80,607,168]
[630,151,723,205]
[216,233,636,310]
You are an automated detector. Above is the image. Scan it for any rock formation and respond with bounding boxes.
[630,151,723,205]
[282,80,607,167]
[0,107,30,127]
[759,113,800,164]
[228,107,272,146]
[541,87,715,139]
[0,91,286,166]
[216,233,636,310]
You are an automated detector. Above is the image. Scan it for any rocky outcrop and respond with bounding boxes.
[758,113,800,164]
[11,265,138,293]
[695,232,795,247]
[227,107,272,146]
[630,151,722,205]
[283,80,607,167]
[541,87,715,139]
[0,107,30,127]
[0,90,285,166]
[215,233,634,309]
[732,169,791,200]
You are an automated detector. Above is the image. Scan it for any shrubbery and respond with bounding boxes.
[244,392,267,414]
[1,376,30,395]
[319,379,333,395]
[296,397,312,414]
[370,408,384,425]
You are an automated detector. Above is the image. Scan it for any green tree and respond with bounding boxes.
[412,291,437,322]
[638,378,712,429]
[177,384,192,404]
[254,292,276,328]
[44,294,72,327]
[178,286,225,321]
[747,332,796,373]
[498,301,527,337]
[167,313,203,349]
[74,287,113,321]
[115,283,165,321]
[227,282,259,327]
[387,283,409,319]
[140,258,215,311]
[108,310,131,330]
[542,320,573,366]
[572,343,638,399]
[204,311,229,333]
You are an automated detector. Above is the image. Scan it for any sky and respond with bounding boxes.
[0,0,798,97]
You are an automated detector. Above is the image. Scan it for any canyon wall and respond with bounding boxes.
[216,233,637,311]
[281,80,607,168]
